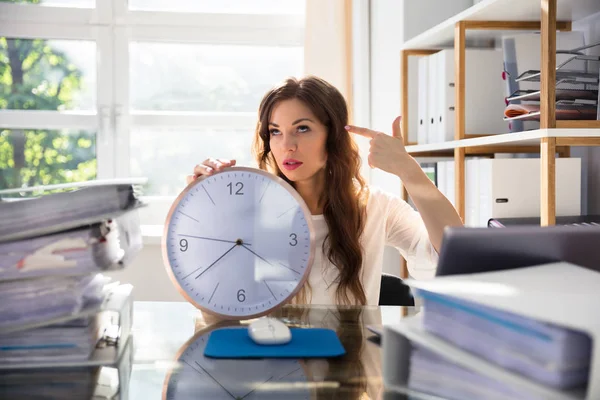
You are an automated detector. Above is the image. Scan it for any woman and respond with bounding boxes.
[189,76,462,306]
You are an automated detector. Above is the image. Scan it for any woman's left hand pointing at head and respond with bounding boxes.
[345,116,407,174]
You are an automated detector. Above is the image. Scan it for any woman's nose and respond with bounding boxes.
[282,134,297,151]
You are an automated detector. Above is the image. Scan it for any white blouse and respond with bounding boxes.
[307,186,438,305]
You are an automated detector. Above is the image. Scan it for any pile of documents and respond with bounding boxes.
[383,262,599,400]
[418,289,591,389]
[0,179,143,397]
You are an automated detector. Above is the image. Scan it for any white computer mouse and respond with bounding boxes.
[248,317,292,345]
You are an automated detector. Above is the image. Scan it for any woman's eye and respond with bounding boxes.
[269,129,281,136]
[297,125,310,133]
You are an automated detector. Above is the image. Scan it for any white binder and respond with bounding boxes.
[445,160,455,208]
[435,49,455,142]
[426,51,439,143]
[417,56,429,145]
[430,49,507,143]
[465,158,480,227]
[436,161,446,198]
[436,161,456,208]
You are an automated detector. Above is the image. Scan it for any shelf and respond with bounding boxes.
[406,128,600,155]
[401,0,600,50]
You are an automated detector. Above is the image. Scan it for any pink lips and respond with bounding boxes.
[283,159,303,171]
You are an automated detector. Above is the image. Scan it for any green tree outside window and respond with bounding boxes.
[0,0,96,191]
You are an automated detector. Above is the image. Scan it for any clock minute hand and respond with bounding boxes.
[194,243,238,280]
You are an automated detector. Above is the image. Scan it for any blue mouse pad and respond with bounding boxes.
[204,327,346,359]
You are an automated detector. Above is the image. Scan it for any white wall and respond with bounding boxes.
[107,241,184,302]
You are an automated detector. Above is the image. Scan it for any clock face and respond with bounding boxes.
[163,327,311,400]
[162,167,315,319]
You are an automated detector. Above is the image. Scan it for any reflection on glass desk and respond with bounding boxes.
[4,301,565,399]
[130,302,416,400]
[0,335,133,400]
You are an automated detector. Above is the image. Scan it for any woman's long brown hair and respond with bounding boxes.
[252,76,369,305]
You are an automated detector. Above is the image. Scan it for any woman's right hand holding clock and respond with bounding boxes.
[186,158,236,184]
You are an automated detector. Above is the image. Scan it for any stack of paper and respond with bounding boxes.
[383,262,599,400]
[0,178,146,242]
[0,333,134,400]
[419,290,591,389]
[0,211,142,281]
[0,274,107,331]
[0,179,142,375]
[408,345,532,399]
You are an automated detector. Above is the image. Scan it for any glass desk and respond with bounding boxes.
[128,302,417,400]
[2,302,583,399]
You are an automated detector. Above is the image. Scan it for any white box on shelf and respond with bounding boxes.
[417,56,430,145]
[467,158,581,227]
[427,49,506,143]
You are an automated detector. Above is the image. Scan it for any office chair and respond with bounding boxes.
[378,273,415,306]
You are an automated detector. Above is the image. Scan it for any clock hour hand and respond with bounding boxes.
[179,234,251,246]
[193,361,237,400]
[240,244,273,266]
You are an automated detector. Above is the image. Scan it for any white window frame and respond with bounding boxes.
[0,7,115,177]
[0,0,305,230]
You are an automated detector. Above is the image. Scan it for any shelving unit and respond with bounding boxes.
[398,0,600,277]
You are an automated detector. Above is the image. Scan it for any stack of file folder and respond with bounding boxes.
[0,179,144,399]
[503,38,600,124]
[383,262,599,400]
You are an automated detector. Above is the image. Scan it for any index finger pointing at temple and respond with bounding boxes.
[345,125,378,139]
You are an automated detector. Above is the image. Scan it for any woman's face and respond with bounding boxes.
[268,98,328,183]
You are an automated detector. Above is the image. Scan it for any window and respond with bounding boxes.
[130,128,255,196]
[128,0,305,15]
[10,0,94,7]
[129,43,303,112]
[0,38,96,111]
[0,0,305,225]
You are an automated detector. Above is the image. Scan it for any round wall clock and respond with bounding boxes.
[163,326,312,400]
[162,167,316,319]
